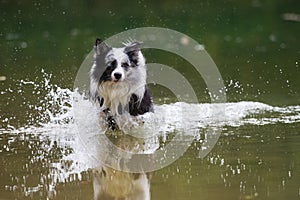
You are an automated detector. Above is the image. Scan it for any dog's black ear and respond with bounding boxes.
[90,39,111,103]
[124,41,143,66]
[94,38,111,55]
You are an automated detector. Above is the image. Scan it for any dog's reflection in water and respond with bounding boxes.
[93,167,151,200]
[92,132,153,200]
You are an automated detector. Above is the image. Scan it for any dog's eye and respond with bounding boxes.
[106,65,112,70]
[107,60,117,69]
[121,63,129,68]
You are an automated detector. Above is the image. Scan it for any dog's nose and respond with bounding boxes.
[113,72,122,80]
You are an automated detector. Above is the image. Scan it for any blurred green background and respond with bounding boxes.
[1,0,299,106]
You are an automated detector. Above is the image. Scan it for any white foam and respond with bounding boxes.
[1,75,300,197]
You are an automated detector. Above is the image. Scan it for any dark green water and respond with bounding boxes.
[1,1,300,200]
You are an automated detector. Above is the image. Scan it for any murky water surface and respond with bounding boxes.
[1,1,300,199]
[1,74,300,199]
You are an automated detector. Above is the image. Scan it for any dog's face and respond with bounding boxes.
[90,39,147,113]
[91,39,146,84]
[102,45,142,83]
[104,49,130,83]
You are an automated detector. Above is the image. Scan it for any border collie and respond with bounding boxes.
[89,38,153,130]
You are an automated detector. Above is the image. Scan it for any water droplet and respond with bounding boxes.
[0,76,6,81]
[280,43,286,49]
[269,34,277,42]
[235,37,243,43]
[20,42,28,49]
[194,44,205,51]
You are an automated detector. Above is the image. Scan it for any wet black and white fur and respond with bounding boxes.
[90,39,153,130]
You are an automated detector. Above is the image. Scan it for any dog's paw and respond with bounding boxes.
[114,114,142,132]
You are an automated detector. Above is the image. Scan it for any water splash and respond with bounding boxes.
[1,71,300,198]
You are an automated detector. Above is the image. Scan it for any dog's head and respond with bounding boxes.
[90,39,147,111]
[99,39,145,83]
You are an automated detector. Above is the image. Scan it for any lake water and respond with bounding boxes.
[1,1,300,200]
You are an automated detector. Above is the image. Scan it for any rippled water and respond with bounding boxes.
[1,74,299,199]
[1,0,300,199]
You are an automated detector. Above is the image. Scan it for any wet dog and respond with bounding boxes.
[89,38,153,130]
[92,133,152,200]
[89,39,153,199]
